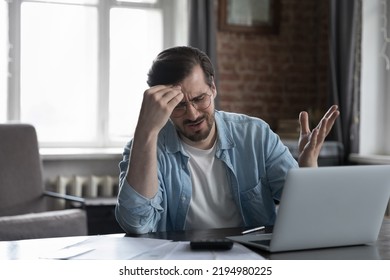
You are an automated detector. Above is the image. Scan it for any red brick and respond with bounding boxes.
[216,0,329,132]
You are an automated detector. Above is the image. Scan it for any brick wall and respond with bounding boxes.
[216,0,330,132]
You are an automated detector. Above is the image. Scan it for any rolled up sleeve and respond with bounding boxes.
[115,178,164,234]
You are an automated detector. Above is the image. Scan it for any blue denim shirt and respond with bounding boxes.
[115,111,298,234]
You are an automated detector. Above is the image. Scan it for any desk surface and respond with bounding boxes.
[1,218,389,260]
[129,217,390,260]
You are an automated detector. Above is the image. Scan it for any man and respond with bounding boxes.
[115,46,339,234]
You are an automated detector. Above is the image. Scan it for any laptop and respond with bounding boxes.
[227,165,390,253]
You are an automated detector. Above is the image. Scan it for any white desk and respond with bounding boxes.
[0,233,263,260]
[2,218,390,260]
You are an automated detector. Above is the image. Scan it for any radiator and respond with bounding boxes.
[48,175,119,209]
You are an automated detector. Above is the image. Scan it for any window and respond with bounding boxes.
[5,0,188,147]
[20,2,99,144]
[360,0,390,156]
[0,0,6,122]
[109,7,162,141]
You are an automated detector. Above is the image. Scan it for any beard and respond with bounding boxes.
[175,113,215,142]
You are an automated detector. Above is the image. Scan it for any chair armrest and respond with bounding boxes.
[0,209,88,241]
[43,190,85,204]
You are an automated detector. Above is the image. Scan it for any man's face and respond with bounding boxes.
[170,65,217,148]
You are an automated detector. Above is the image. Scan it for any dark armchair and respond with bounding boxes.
[0,123,87,241]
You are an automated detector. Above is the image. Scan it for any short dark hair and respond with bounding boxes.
[147,46,215,87]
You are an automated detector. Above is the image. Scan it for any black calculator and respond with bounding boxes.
[190,239,234,250]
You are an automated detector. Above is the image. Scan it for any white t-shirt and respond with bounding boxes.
[182,141,243,230]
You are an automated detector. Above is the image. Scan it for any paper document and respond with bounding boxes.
[131,241,265,260]
[42,235,172,260]
[38,235,264,260]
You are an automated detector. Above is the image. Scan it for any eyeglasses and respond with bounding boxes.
[171,93,212,118]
